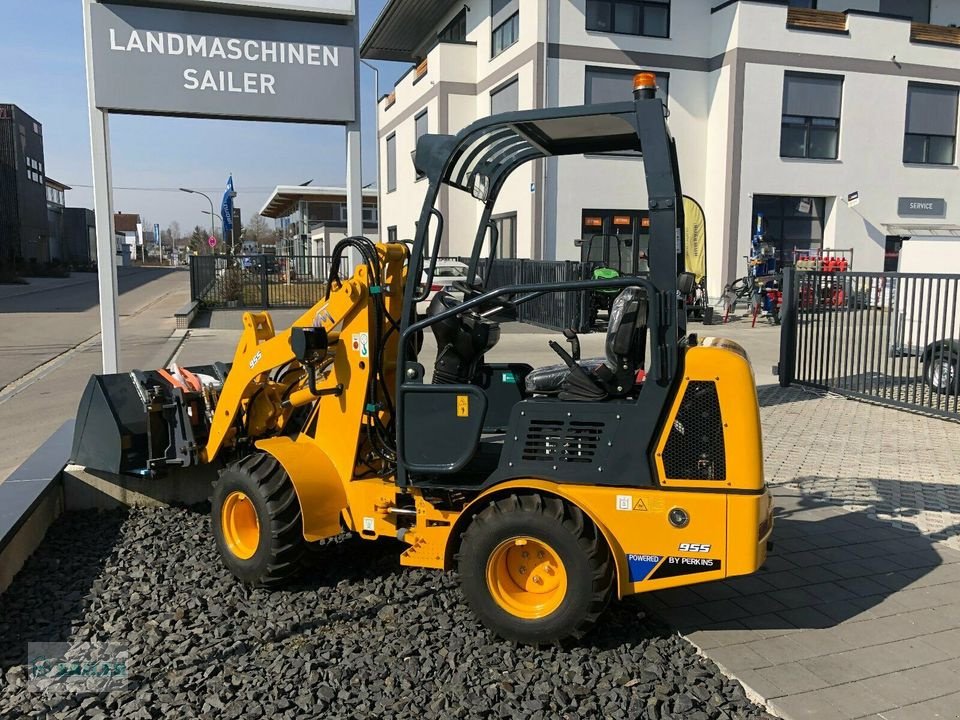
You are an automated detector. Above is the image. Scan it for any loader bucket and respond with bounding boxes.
[71,364,229,477]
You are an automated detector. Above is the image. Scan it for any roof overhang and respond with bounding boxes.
[259,185,378,218]
[45,178,71,191]
[360,0,458,62]
[883,223,960,237]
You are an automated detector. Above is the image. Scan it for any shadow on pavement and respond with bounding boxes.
[0,268,179,315]
[756,384,828,407]
[644,490,952,634]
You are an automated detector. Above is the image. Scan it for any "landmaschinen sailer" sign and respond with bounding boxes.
[90,2,356,123]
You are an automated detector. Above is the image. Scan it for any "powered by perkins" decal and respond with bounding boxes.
[648,556,721,580]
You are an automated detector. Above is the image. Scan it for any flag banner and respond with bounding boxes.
[221,175,235,232]
[683,195,706,283]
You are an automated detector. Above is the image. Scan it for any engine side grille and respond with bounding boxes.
[522,419,605,465]
[662,381,726,480]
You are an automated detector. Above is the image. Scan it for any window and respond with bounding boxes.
[903,83,958,165]
[787,0,816,7]
[387,226,398,244]
[585,67,668,105]
[386,133,397,193]
[414,110,428,179]
[491,0,519,58]
[780,73,843,160]
[879,0,929,23]
[439,8,467,42]
[490,77,519,114]
[492,213,517,259]
[585,1,669,38]
[363,206,378,224]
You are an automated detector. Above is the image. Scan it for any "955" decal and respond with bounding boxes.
[678,543,711,553]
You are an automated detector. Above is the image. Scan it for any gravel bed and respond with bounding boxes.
[0,507,778,720]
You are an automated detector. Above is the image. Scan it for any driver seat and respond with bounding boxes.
[525,287,648,401]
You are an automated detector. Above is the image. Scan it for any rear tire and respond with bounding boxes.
[457,493,614,644]
[211,452,305,586]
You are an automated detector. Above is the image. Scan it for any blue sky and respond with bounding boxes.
[0,0,407,233]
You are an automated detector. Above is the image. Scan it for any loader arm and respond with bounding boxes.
[201,250,399,465]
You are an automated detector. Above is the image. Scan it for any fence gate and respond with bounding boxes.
[779,267,959,419]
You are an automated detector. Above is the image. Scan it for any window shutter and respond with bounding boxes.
[783,74,843,119]
[491,78,519,114]
[906,84,958,137]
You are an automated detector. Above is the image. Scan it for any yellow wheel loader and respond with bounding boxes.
[72,74,772,644]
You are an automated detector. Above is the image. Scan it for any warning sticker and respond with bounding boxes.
[351,333,369,358]
[457,395,469,417]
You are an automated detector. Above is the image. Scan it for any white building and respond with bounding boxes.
[363,0,960,298]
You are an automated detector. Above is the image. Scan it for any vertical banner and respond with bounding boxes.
[682,196,706,283]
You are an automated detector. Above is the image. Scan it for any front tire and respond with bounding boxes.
[211,452,306,586]
[457,493,614,644]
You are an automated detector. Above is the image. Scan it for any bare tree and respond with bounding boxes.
[244,214,272,246]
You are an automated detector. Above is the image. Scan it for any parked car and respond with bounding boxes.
[893,238,960,394]
[416,259,480,316]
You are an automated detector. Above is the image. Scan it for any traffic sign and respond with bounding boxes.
[208,235,217,248]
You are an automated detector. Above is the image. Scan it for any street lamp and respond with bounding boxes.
[180,187,215,252]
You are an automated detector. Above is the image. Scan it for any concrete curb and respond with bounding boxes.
[0,419,216,596]
[0,421,73,594]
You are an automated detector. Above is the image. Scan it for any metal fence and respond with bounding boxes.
[190,255,333,308]
[471,258,591,332]
[779,268,959,419]
[191,253,599,332]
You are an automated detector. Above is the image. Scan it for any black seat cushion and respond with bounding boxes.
[525,359,607,395]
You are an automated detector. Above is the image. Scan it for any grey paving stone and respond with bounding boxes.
[800,638,952,685]
[755,662,832,697]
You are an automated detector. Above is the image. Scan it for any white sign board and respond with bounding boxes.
[145,0,354,18]
[90,2,356,123]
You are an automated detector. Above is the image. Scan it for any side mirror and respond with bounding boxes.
[677,272,697,296]
[574,239,585,247]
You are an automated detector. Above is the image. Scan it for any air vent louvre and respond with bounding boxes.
[522,419,605,464]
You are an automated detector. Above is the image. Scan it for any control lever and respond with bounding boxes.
[562,328,581,362]
[548,341,578,370]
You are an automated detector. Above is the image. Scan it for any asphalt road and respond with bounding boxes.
[0,268,190,483]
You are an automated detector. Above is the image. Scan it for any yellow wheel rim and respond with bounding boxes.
[485,536,567,619]
[221,491,260,560]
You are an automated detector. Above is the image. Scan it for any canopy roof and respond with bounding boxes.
[422,102,642,195]
[883,223,960,237]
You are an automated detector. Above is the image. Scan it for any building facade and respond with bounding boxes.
[363,0,960,298]
[63,208,97,265]
[45,178,70,262]
[259,185,380,256]
[0,104,49,267]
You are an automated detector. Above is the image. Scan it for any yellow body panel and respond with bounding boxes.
[254,436,347,542]
[655,345,764,491]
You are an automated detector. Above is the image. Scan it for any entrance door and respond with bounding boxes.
[884,235,904,271]
[751,195,826,270]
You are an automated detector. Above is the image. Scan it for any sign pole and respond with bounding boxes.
[83,0,120,374]
[344,16,362,271]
